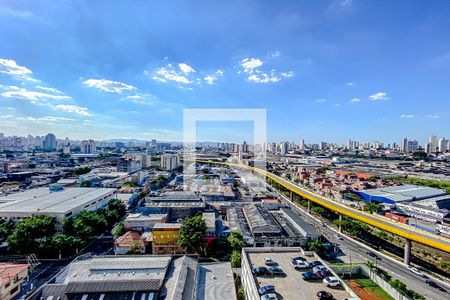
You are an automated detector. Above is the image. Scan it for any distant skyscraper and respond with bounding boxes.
[161,154,180,171]
[400,137,408,153]
[299,139,305,151]
[81,139,96,154]
[407,140,418,152]
[438,138,447,153]
[429,135,438,153]
[43,133,57,150]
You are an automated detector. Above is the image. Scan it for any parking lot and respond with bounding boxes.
[248,251,351,300]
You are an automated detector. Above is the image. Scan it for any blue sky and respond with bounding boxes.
[0,0,449,144]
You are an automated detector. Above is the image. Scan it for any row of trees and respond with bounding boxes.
[3,199,126,258]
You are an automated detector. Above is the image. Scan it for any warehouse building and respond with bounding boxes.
[0,187,116,223]
[354,184,447,204]
[34,255,237,300]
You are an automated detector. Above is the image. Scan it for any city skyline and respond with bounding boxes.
[1,1,450,143]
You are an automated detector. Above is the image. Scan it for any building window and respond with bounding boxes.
[10,285,19,295]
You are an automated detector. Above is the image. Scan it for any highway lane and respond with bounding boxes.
[276,188,449,300]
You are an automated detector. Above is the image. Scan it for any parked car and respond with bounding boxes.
[264,257,276,265]
[309,260,323,267]
[292,256,306,261]
[291,259,310,269]
[407,266,426,277]
[317,291,334,300]
[312,265,327,273]
[302,271,319,281]
[315,269,332,279]
[425,280,447,292]
[261,293,279,300]
[258,285,275,295]
[252,267,270,276]
[267,267,285,276]
[323,276,340,287]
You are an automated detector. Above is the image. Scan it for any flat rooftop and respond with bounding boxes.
[196,262,237,300]
[0,187,116,214]
[246,250,351,300]
[358,184,447,202]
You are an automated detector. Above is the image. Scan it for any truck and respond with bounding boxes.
[385,212,409,224]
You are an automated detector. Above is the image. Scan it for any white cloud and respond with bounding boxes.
[1,85,71,101]
[127,95,142,99]
[334,103,341,107]
[346,82,354,86]
[340,0,352,6]
[19,116,76,122]
[369,92,389,101]
[248,71,281,83]
[204,69,224,85]
[83,79,136,93]
[426,113,440,119]
[151,61,224,87]
[239,57,293,84]
[269,50,281,57]
[178,63,196,74]
[241,58,264,72]
[349,98,360,103]
[316,98,326,103]
[35,85,63,94]
[151,64,192,84]
[0,58,36,81]
[281,71,294,78]
[82,119,93,126]
[53,104,90,116]
[400,114,414,119]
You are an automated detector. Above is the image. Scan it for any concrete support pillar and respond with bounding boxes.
[338,214,343,233]
[404,238,412,265]
[307,200,311,214]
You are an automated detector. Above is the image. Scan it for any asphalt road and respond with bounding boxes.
[279,191,450,300]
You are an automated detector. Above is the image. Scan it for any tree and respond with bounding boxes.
[334,216,370,236]
[178,215,206,254]
[80,180,91,187]
[307,240,324,254]
[101,199,127,227]
[206,237,231,258]
[62,217,75,236]
[128,241,143,254]
[112,221,126,238]
[228,231,245,252]
[7,215,56,255]
[230,250,241,268]
[363,202,383,214]
[51,233,84,258]
[0,219,15,243]
[73,210,107,238]
[75,166,91,175]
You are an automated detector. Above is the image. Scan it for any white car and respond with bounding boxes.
[261,293,278,300]
[407,266,425,277]
[291,259,310,269]
[323,276,341,287]
[264,257,276,265]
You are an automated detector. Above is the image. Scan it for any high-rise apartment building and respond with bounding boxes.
[438,138,447,153]
[81,139,96,154]
[160,154,180,171]
[43,133,57,150]
[400,137,408,153]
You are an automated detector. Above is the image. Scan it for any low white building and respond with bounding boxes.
[0,187,117,224]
